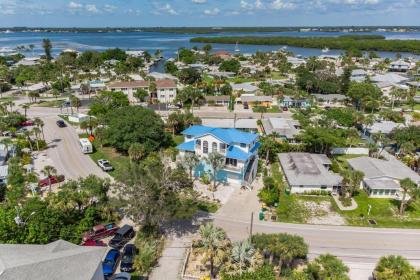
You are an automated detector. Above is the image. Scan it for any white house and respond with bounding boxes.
[177,125,260,187]
[348,157,420,198]
[279,153,342,194]
[107,79,177,103]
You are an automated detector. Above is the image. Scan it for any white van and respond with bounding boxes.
[79,138,93,154]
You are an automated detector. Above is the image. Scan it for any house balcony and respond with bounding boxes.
[223,165,242,173]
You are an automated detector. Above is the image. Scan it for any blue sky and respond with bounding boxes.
[0,0,419,27]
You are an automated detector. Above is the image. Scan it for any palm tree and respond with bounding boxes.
[41,165,57,193]
[29,44,35,57]
[32,127,41,151]
[374,255,418,280]
[34,117,45,140]
[228,240,262,276]
[305,254,350,280]
[128,142,146,163]
[399,178,418,215]
[167,112,181,136]
[20,103,30,118]
[205,152,225,193]
[183,153,200,179]
[42,38,52,61]
[23,130,33,151]
[196,223,229,278]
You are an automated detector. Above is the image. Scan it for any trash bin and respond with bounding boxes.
[259,211,264,221]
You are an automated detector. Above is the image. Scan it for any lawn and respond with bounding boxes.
[267,105,281,113]
[173,135,184,145]
[270,72,287,80]
[402,104,420,111]
[336,191,420,228]
[80,136,129,178]
[35,99,66,108]
[227,76,256,84]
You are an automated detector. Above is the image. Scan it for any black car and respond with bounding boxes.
[56,120,67,127]
[120,244,137,272]
[109,225,135,249]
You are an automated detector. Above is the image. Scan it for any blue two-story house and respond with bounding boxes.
[177,125,260,187]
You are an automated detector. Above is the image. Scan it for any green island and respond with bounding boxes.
[191,35,420,54]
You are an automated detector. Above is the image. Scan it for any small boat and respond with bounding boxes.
[322,47,329,53]
[234,42,240,52]
[281,46,288,50]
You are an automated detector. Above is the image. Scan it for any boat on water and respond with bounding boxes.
[322,47,330,53]
[281,46,288,50]
[234,42,240,52]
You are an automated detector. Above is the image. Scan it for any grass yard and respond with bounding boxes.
[78,133,129,178]
[267,105,281,113]
[336,191,420,228]
[270,72,287,80]
[35,99,66,107]
[227,76,256,84]
[0,96,17,102]
[173,135,184,145]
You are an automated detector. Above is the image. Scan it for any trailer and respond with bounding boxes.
[79,138,93,154]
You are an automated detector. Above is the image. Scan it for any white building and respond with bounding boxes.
[279,153,342,193]
[107,79,177,103]
[177,125,260,187]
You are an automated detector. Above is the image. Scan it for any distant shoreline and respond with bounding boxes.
[190,35,420,54]
[1,26,420,34]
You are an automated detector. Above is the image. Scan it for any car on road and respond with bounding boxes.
[110,272,131,280]
[20,120,34,127]
[97,159,113,172]
[81,239,107,247]
[243,102,249,109]
[282,106,289,111]
[109,225,135,249]
[120,244,136,272]
[102,249,120,279]
[82,223,119,242]
[38,175,65,187]
[56,120,66,127]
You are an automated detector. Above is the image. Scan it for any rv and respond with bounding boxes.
[79,138,93,154]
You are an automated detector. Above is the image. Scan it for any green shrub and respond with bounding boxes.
[134,231,164,274]
[263,176,276,189]
[302,190,331,196]
[258,187,279,206]
[221,265,276,280]
[200,173,211,185]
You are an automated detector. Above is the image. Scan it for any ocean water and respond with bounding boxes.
[0,30,419,59]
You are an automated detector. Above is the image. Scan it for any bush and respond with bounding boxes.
[339,196,352,207]
[134,231,165,275]
[302,190,331,196]
[221,265,276,280]
[263,176,276,189]
[258,187,279,206]
[200,173,211,185]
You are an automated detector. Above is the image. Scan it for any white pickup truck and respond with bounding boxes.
[97,159,113,172]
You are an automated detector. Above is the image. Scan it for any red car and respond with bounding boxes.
[38,175,65,187]
[20,120,34,127]
[82,223,119,242]
[81,239,107,247]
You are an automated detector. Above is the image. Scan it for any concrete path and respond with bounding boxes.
[332,194,358,211]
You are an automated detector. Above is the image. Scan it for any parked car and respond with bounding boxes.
[82,223,119,242]
[38,175,65,187]
[81,239,106,246]
[56,120,66,127]
[109,225,135,249]
[110,272,131,280]
[20,120,34,127]
[243,102,249,109]
[97,159,113,172]
[282,106,289,111]
[102,249,120,279]
[120,244,136,272]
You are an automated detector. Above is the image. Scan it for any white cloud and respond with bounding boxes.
[240,0,253,9]
[68,1,83,9]
[255,0,264,9]
[192,0,207,3]
[154,3,178,15]
[204,7,220,15]
[271,0,296,10]
[104,4,117,12]
[85,4,99,13]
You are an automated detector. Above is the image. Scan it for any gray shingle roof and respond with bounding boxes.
[348,157,420,183]
[0,240,106,280]
[262,118,300,139]
[364,179,400,190]
[279,153,342,187]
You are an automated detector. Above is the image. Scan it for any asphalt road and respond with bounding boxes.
[26,106,110,180]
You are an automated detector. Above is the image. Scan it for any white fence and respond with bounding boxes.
[331,147,369,155]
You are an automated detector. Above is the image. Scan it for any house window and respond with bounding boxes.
[196,139,201,149]
[203,141,208,154]
[226,158,237,167]
[240,143,246,148]
[212,142,217,153]
[186,135,192,139]
[220,143,226,152]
